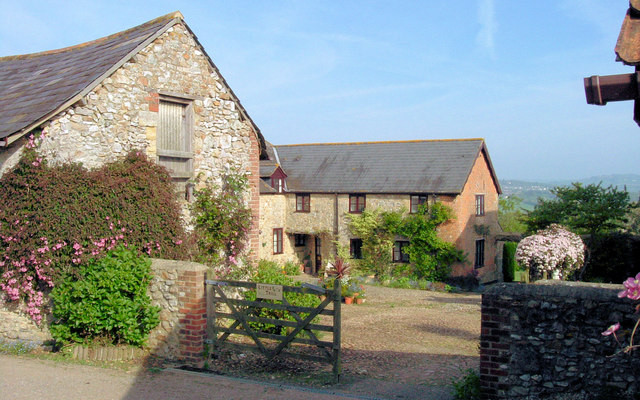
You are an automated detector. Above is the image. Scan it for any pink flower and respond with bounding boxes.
[602,322,621,336]
[618,272,640,300]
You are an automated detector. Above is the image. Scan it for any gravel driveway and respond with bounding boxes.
[2,283,481,400]
[208,282,482,399]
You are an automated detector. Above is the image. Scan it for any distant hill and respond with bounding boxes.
[501,174,640,211]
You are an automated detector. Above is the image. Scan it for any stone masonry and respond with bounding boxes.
[481,281,640,399]
[0,259,209,364]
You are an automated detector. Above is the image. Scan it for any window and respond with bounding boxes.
[475,239,485,268]
[294,234,306,247]
[349,194,366,213]
[410,195,428,213]
[157,96,193,179]
[296,194,310,212]
[475,194,485,216]
[350,239,363,259]
[273,228,283,254]
[393,241,410,263]
[271,177,285,193]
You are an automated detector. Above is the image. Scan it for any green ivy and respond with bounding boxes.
[50,247,160,347]
[347,203,464,281]
[397,203,465,281]
[192,171,252,270]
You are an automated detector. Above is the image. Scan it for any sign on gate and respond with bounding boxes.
[256,283,283,301]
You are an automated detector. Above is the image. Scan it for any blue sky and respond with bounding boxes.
[1,0,638,181]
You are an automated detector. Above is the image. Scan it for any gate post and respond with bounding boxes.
[332,278,342,382]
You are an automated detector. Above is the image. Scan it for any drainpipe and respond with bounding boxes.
[334,193,339,257]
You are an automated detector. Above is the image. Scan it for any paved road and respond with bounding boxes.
[0,354,390,400]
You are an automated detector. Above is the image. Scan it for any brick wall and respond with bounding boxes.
[480,281,640,399]
[247,132,261,264]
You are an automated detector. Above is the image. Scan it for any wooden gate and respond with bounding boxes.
[205,278,342,382]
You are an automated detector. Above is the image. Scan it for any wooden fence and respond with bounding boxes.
[205,278,342,382]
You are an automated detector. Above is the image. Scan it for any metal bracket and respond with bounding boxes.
[205,279,228,286]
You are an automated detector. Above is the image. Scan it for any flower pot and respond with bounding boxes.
[355,298,364,305]
[344,296,353,305]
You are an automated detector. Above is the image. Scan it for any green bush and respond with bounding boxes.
[502,242,519,282]
[283,260,301,276]
[50,247,160,347]
[451,368,480,400]
[245,261,320,335]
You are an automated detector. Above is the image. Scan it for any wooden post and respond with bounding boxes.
[205,281,215,356]
[332,278,342,383]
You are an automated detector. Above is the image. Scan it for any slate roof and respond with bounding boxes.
[616,0,640,65]
[270,139,501,195]
[0,11,266,154]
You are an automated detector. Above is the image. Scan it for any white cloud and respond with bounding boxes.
[476,0,497,59]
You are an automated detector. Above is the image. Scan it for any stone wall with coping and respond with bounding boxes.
[0,258,209,364]
[480,281,640,399]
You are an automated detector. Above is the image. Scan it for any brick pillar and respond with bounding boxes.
[480,292,512,399]
[247,130,261,264]
[177,267,207,364]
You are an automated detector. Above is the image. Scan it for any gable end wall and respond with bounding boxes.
[1,23,260,261]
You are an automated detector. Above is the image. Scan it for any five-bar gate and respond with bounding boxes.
[205,278,342,382]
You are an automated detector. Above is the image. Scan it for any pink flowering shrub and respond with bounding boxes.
[515,224,585,280]
[0,136,190,322]
[601,272,640,355]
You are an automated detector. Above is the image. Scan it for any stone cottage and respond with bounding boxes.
[0,12,265,258]
[259,139,502,282]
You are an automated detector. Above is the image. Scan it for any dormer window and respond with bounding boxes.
[268,166,287,193]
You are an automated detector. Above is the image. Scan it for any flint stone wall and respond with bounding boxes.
[481,281,640,399]
[0,259,208,364]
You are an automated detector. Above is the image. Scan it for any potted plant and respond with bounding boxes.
[355,292,366,304]
[342,283,354,304]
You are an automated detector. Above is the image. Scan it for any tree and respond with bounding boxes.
[498,195,527,233]
[525,183,631,236]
